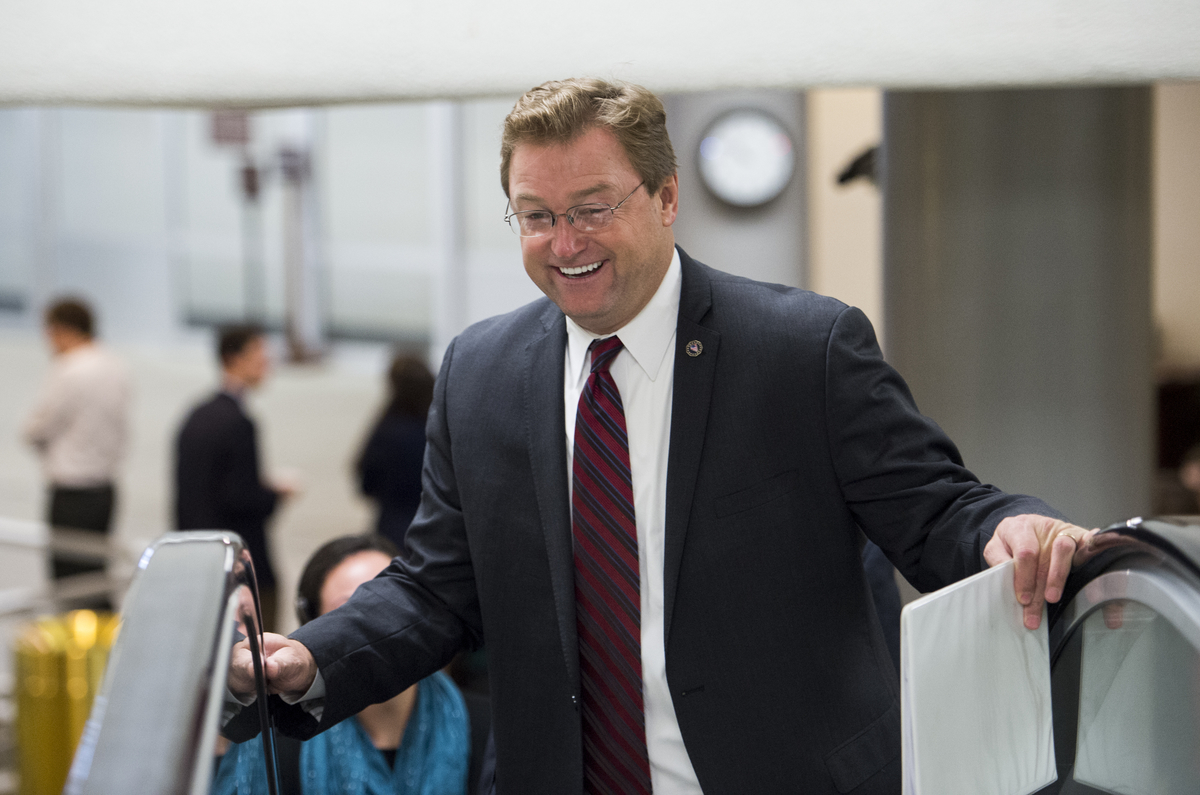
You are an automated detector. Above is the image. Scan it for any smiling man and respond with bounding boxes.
[239,78,1100,795]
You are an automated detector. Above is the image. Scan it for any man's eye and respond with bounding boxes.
[572,207,608,221]
[524,211,552,223]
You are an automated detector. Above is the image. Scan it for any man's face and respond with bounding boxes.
[507,127,679,335]
[227,336,270,389]
[1182,460,1200,495]
[45,323,87,355]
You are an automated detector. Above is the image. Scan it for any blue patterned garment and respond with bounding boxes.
[212,672,469,795]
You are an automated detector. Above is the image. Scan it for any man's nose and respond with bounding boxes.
[549,217,586,259]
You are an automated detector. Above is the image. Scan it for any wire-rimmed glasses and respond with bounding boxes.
[504,181,644,237]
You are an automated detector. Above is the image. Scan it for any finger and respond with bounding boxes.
[1103,601,1125,629]
[1011,534,1041,607]
[991,517,1042,605]
[983,530,1012,568]
[268,648,301,684]
[1043,533,1076,604]
[261,632,291,654]
[265,644,313,694]
[1023,548,1052,630]
[227,648,257,696]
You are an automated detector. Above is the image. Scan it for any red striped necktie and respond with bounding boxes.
[572,335,652,794]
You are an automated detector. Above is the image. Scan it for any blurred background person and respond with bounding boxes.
[22,296,131,606]
[1179,443,1200,514]
[214,533,483,795]
[356,354,435,548]
[175,325,293,631]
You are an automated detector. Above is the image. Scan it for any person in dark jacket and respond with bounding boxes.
[356,354,435,547]
[175,325,292,630]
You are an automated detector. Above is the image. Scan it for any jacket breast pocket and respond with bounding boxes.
[712,469,802,519]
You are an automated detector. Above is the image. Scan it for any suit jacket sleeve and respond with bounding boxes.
[824,305,1064,591]
[279,338,482,739]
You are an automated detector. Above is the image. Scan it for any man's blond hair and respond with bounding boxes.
[500,78,677,198]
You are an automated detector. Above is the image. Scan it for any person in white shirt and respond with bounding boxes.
[228,78,1107,795]
[23,297,131,595]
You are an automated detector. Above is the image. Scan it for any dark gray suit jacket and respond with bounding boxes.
[280,249,1057,794]
[175,392,279,588]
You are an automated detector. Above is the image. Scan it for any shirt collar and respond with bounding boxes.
[566,247,681,384]
[220,379,247,404]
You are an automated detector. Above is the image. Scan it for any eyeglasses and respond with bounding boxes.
[504,182,645,237]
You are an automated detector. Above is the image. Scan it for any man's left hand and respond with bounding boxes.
[983,515,1102,630]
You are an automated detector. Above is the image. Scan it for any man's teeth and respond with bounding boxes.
[559,262,601,276]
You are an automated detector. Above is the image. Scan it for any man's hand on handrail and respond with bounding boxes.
[984,514,1120,630]
[228,633,318,700]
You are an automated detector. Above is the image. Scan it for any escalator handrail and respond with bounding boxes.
[65,530,270,795]
[1095,517,1200,582]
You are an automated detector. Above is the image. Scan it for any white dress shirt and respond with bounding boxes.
[564,249,702,794]
[23,343,131,487]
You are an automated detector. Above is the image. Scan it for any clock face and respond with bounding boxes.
[697,109,795,208]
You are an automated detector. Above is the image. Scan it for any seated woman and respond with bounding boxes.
[213,534,472,795]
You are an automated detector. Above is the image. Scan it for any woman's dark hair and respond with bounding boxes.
[384,354,435,420]
[354,354,435,479]
[294,534,399,625]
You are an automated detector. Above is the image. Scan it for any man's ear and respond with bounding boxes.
[656,173,679,227]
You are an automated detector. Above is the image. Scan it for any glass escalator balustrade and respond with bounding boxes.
[1071,600,1200,794]
[1044,518,1200,795]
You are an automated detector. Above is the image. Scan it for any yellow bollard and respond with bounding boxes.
[14,611,119,795]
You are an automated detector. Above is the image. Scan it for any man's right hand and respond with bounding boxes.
[228,633,318,699]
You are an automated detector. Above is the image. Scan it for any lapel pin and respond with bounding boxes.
[685,340,703,357]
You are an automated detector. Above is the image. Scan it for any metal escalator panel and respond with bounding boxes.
[63,531,275,795]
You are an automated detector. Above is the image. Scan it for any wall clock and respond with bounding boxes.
[697,108,795,208]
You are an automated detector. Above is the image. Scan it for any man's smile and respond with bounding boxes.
[557,260,605,278]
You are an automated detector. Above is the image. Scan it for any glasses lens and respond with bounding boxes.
[510,211,554,237]
[568,205,613,232]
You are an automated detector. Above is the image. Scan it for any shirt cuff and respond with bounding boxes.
[279,669,326,722]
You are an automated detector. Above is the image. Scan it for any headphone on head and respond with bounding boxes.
[295,595,317,626]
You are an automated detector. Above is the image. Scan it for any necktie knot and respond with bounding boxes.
[589,336,624,374]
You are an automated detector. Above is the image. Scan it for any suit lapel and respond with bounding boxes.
[663,251,719,642]
[522,305,579,693]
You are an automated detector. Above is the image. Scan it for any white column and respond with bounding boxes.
[276,108,324,360]
[32,108,60,311]
[428,100,467,368]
